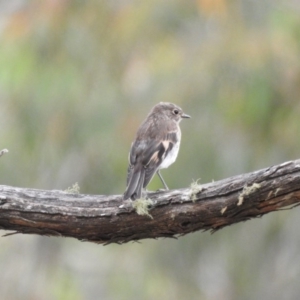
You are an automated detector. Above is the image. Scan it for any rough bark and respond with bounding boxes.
[0,159,300,244]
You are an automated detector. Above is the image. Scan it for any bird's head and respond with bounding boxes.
[152,102,191,123]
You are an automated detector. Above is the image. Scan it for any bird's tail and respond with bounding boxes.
[123,167,145,200]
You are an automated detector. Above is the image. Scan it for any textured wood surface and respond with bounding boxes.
[0,159,300,244]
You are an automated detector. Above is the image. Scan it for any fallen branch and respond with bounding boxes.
[0,159,300,244]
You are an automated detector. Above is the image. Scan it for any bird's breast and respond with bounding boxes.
[159,142,180,169]
[159,129,181,169]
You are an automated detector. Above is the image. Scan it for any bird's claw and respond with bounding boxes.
[119,199,133,211]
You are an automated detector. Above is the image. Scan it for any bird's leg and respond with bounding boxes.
[157,170,169,190]
[141,188,147,199]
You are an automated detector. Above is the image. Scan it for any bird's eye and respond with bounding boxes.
[173,109,179,115]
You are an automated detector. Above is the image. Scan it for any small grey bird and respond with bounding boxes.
[124,102,190,200]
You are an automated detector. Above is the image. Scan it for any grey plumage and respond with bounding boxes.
[124,102,190,200]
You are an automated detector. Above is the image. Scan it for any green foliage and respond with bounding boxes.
[51,270,82,300]
[0,1,300,299]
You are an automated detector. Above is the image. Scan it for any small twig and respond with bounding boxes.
[0,149,9,158]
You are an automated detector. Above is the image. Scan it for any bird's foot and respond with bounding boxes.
[119,199,133,211]
[156,188,168,192]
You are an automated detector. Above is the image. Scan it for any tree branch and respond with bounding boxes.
[0,159,300,244]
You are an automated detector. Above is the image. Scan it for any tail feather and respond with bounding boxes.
[124,167,145,200]
[134,168,145,200]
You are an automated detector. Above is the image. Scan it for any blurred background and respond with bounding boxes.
[0,0,300,299]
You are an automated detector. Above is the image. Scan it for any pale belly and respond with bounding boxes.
[159,140,180,169]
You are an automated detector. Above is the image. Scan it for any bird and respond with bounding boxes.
[124,102,190,200]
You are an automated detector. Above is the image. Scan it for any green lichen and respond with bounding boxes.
[189,179,203,202]
[65,182,80,194]
[132,198,154,219]
[237,183,261,206]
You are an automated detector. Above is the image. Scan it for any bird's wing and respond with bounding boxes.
[142,131,178,188]
[124,141,147,200]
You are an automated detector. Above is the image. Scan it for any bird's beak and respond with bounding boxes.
[182,113,191,119]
